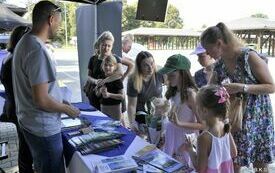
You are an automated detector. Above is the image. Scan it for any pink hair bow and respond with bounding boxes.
[214,87,230,103]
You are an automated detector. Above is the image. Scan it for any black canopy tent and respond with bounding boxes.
[2,3,28,17]
[62,0,106,4]
[0,4,31,32]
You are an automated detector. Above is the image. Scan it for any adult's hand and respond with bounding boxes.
[64,104,80,119]
[222,83,243,94]
[130,120,139,133]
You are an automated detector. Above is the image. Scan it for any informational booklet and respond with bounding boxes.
[61,118,82,129]
[95,156,138,173]
[61,113,69,119]
[143,164,163,173]
[133,145,186,173]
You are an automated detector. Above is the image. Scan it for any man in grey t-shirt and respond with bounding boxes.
[12,1,80,173]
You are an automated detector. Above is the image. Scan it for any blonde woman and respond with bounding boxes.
[85,31,133,110]
[127,51,165,132]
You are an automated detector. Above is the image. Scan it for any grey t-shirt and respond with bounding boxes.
[127,72,164,112]
[12,33,62,137]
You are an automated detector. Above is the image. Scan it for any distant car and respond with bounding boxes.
[245,43,258,51]
[0,35,10,44]
[0,34,10,49]
[52,41,62,48]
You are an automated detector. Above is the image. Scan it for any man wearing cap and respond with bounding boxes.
[191,43,215,88]
[158,54,203,166]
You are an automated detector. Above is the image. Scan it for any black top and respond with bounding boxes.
[100,79,123,105]
[0,54,17,123]
[87,54,121,110]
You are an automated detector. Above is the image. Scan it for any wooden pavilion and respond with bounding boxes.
[122,27,201,50]
[226,17,275,56]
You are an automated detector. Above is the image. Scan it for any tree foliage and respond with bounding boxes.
[122,3,183,31]
[19,1,183,45]
[22,0,79,45]
[251,13,268,19]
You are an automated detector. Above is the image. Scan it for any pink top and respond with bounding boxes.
[163,92,197,166]
[204,131,234,173]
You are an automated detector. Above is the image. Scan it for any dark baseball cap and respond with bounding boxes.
[158,54,191,74]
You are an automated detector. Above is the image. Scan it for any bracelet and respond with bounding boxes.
[243,84,248,93]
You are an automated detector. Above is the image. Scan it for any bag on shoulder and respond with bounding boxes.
[228,94,247,133]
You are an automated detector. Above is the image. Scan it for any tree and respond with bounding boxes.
[122,3,183,31]
[251,13,268,19]
[158,5,183,29]
[122,3,141,32]
[22,0,78,46]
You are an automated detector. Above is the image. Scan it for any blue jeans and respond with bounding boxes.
[17,127,33,173]
[22,129,65,173]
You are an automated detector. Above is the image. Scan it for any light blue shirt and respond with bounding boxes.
[12,33,62,137]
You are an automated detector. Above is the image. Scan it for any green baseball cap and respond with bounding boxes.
[158,54,191,74]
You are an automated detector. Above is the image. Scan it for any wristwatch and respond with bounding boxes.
[243,84,248,93]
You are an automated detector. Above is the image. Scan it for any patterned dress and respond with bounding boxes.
[213,48,274,166]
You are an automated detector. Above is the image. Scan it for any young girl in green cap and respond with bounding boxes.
[158,54,205,166]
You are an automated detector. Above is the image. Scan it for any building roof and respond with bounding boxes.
[226,17,275,31]
[122,27,201,37]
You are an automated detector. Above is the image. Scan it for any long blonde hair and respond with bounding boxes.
[131,51,156,93]
[201,22,243,49]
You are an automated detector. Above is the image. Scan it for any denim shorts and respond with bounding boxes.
[22,128,65,173]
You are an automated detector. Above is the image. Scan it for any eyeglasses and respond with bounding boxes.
[51,7,62,14]
[24,26,31,33]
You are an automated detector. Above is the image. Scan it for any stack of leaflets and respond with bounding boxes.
[133,145,191,173]
[61,116,91,130]
[94,156,138,173]
[68,131,124,155]
[69,131,124,147]
[78,139,123,155]
[61,118,82,129]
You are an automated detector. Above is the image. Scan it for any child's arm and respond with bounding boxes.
[229,133,237,158]
[96,74,121,88]
[187,133,211,172]
[170,110,205,130]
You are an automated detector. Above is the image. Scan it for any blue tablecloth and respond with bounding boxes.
[62,113,136,166]
[0,91,5,99]
[71,102,97,112]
